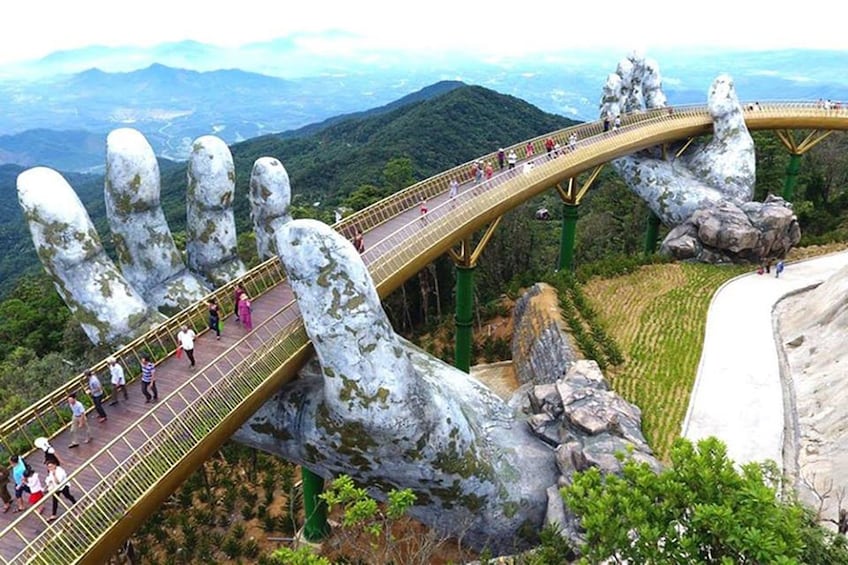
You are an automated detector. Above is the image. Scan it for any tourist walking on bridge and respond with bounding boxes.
[497,148,505,170]
[177,324,197,368]
[238,293,253,331]
[44,460,76,522]
[233,284,245,322]
[140,355,158,404]
[353,230,365,254]
[207,299,221,340]
[67,393,91,448]
[34,437,60,466]
[9,455,28,512]
[507,150,517,170]
[23,468,45,515]
[85,369,108,423]
[0,464,12,513]
[108,356,128,404]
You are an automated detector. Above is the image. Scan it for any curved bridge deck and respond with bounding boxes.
[0,102,846,563]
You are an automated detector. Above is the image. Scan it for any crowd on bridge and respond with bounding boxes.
[0,284,260,528]
[345,131,587,252]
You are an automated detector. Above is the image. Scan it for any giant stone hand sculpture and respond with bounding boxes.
[233,218,561,553]
[17,128,292,345]
[601,52,800,262]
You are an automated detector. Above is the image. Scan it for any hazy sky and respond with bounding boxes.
[2,1,844,66]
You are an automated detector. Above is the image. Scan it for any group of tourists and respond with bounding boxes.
[757,259,786,278]
[0,280,260,529]
[4,438,77,523]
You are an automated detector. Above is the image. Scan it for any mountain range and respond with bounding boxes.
[1,42,847,171]
[0,83,577,298]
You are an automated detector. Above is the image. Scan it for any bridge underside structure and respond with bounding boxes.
[0,103,845,563]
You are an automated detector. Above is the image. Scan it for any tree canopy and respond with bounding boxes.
[562,437,848,564]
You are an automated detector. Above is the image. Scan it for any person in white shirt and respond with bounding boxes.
[176,325,197,368]
[44,461,76,522]
[507,150,518,170]
[107,356,128,405]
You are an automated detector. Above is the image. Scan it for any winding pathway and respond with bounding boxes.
[681,251,848,468]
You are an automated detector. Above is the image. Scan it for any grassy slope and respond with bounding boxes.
[584,262,748,460]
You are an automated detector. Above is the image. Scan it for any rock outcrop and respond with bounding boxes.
[778,261,848,525]
[511,283,577,385]
[600,52,800,264]
[662,195,801,263]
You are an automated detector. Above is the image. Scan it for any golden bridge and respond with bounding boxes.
[0,102,845,563]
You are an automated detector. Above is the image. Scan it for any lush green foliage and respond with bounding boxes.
[562,437,848,564]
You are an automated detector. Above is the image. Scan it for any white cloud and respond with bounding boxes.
[2,0,845,67]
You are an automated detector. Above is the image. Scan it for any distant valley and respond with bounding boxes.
[1,44,847,172]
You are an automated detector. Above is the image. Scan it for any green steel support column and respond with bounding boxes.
[783,153,802,201]
[558,204,579,272]
[301,467,330,541]
[644,212,661,256]
[454,265,475,373]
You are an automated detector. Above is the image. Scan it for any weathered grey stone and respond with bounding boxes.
[16,167,163,344]
[233,219,559,554]
[580,436,630,474]
[554,441,590,477]
[511,283,576,385]
[600,52,800,264]
[186,135,245,286]
[529,383,563,417]
[249,157,293,261]
[545,484,568,530]
[105,128,210,312]
[779,262,848,526]
[528,413,562,446]
[661,197,801,263]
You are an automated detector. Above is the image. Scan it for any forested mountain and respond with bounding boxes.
[0,84,578,297]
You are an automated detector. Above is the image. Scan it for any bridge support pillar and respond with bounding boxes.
[301,467,330,541]
[774,129,833,201]
[782,153,802,201]
[558,204,579,272]
[448,219,502,373]
[644,211,661,256]
[454,265,475,373]
[554,167,603,273]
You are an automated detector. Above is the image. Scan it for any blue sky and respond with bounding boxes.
[2,0,844,66]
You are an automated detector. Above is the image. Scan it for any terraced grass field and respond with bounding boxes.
[583,262,749,460]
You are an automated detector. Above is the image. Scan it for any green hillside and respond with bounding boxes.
[0,84,578,297]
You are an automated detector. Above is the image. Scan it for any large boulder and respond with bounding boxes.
[662,195,801,263]
[511,283,577,385]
